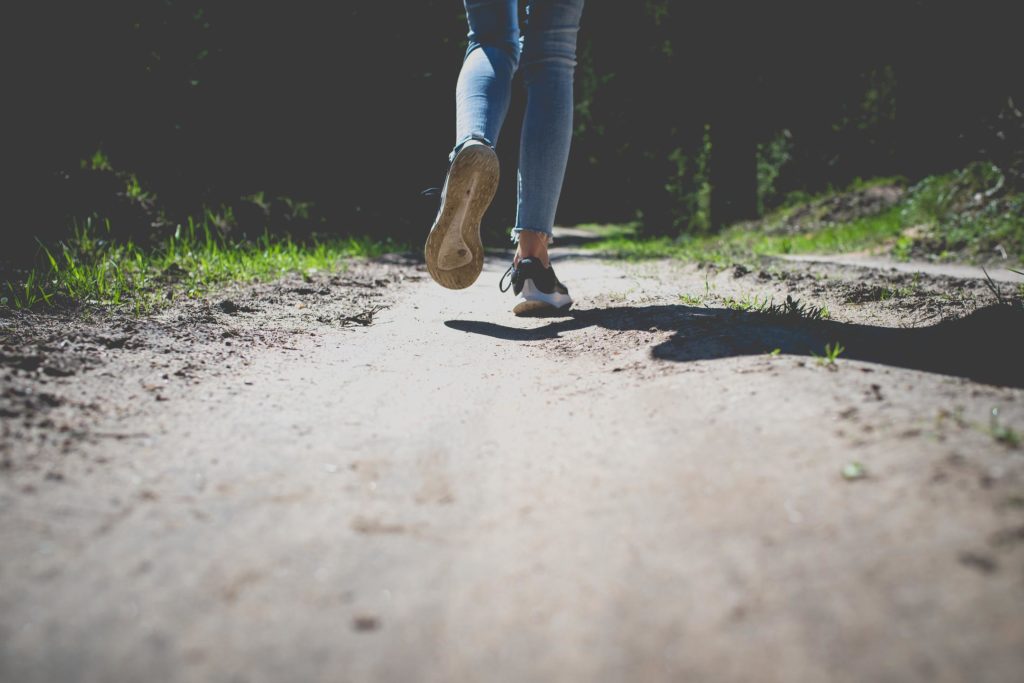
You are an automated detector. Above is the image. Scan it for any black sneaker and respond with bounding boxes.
[499,257,573,315]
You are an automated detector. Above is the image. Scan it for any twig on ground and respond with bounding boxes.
[340,305,387,327]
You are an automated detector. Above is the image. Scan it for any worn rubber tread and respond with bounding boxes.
[512,299,573,317]
[424,144,499,290]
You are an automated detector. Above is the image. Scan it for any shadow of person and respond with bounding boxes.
[445,303,1024,388]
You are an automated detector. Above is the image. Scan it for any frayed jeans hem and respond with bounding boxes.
[510,227,554,245]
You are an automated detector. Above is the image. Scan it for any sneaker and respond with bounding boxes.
[423,140,499,290]
[499,257,573,315]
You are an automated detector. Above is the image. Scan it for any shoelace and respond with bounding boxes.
[498,262,517,293]
[420,187,442,228]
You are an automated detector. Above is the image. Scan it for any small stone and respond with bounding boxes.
[958,552,997,574]
[352,615,380,632]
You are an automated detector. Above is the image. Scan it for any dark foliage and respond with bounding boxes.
[7,1,1021,261]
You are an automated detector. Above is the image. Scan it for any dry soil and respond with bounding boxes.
[1,232,1023,683]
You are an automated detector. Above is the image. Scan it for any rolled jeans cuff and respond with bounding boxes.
[510,226,554,245]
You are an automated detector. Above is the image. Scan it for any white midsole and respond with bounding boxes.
[517,280,573,309]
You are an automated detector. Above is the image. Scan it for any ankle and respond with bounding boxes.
[515,249,550,268]
[515,232,550,267]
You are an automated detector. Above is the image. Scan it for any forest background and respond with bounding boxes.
[6,1,1021,268]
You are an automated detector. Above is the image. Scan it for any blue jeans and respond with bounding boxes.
[454,0,585,243]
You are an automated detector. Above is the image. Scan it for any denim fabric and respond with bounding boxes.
[455,0,584,242]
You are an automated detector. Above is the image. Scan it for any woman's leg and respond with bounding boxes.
[454,0,520,159]
[513,0,585,260]
[425,1,516,290]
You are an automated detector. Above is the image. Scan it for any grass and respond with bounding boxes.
[678,291,831,320]
[876,284,916,301]
[989,408,1021,448]
[898,165,1024,262]
[841,461,867,480]
[857,274,922,302]
[2,216,399,314]
[813,342,845,367]
[940,406,1022,450]
[582,163,1024,267]
[582,205,905,266]
[720,293,831,320]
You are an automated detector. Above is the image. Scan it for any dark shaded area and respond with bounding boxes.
[7,1,1022,258]
[445,304,1024,389]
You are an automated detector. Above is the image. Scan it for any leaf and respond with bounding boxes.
[841,461,867,481]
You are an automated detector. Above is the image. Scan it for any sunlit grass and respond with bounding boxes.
[2,216,400,313]
[585,207,905,265]
[584,165,1024,266]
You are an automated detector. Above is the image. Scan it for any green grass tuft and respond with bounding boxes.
[813,341,845,367]
[2,216,400,314]
[679,291,830,320]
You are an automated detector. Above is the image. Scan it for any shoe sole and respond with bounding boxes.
[513,280,573,316]
[424,144,499,290]
[513,300,572,316]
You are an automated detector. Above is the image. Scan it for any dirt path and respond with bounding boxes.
[2,234,1023,682]
[779,253,1024,284]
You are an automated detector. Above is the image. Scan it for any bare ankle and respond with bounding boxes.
[515,232,550,267]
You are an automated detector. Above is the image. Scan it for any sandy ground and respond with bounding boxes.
[779,253,1024,285]
[1,233,1023,683]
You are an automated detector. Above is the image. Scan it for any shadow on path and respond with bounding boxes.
[446,304,1024,388]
